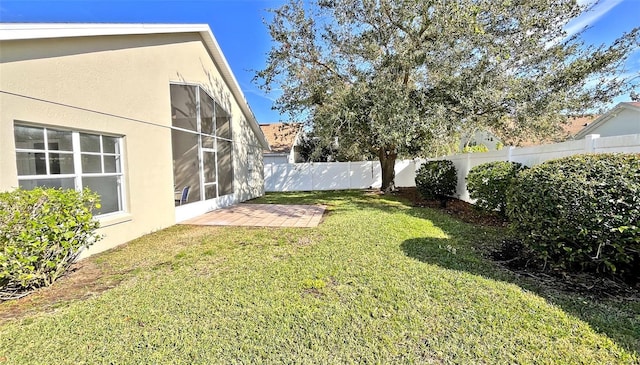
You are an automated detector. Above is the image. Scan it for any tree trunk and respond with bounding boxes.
[378,146,397,194]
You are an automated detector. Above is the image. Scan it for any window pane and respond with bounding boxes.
[15,125,126,215]
[80,134,101,153]
[47,129,73,151]
[14,125,44,150]
[103,136,119,154]
[202,136,215,149]
[171,129,200,203]
[218,139,234,196]
[83,176,120,215]
[49,153,75,174]
[200,91,214,135]
[203,151,216,183]
[82,154,102,173]
[215,103,231,139]
[103,155,120,173]
[16,152,46,175]
[19,177,75,190]
[170,84,198,131]
[205,184,217,200]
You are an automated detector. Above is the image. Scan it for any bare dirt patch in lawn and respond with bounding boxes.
[0,225,220,323]
[0,260,123,324]
[390,187,507,227]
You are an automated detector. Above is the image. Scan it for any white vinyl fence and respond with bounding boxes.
[445,133,640,202]
[264,133,640,199]
[264,160,418,192]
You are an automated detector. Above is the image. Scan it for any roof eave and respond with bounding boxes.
[0,23,271,149]
[197,27,270,150]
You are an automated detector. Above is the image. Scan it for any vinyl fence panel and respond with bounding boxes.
[311,162,351,190]
[264,133,640,196]
[443,133,640,203]
[265,160,396,191]
[265,163,312,191]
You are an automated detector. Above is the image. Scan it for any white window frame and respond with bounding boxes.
[14,123,126,217]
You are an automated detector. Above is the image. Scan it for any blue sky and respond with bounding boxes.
[1,0,639,124]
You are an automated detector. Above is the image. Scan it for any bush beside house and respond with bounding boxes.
[0,188,102,300]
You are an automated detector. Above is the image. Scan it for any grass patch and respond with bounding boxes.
[0,191,637,364]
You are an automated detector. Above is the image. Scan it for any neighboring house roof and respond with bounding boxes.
[0,23,270,149]
[574,102,640,139]
[260,123,302,154]
[516,114,599,146]
[564,115,599,136]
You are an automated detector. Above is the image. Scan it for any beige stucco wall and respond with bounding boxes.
[0,32,265,257]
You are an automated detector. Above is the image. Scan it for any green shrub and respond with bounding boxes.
[466,161,525,215]
[0,188,102,300]
[506,153,640,281]
[415,160,457,206]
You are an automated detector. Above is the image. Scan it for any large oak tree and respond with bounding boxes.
[256,0,639,192]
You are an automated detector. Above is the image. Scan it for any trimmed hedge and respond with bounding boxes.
[0,188,102,300]
[506,153,640,281]
[415,160,457,206]
[466,161,525,215]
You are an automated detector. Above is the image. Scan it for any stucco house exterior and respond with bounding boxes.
[0,23,270,257]
[260,123,303,164]
[574,102,640,139]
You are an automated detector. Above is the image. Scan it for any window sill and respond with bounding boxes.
[97,212,133,228]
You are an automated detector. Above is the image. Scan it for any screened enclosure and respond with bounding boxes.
[170,84,233,205]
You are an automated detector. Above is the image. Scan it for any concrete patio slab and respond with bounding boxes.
[179,203,326,228]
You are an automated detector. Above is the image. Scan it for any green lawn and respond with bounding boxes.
[0,191,638,364]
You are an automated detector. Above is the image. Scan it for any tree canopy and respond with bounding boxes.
[255,0,640,191]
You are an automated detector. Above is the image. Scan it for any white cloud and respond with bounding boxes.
[564,0,624,38]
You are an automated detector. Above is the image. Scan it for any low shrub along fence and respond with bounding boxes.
[466,161,526,216]
[415,160,457,207]
[506,153,640,282]
[0,187,102,301]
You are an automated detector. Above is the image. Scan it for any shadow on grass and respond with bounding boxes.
[252,190,415,215]
[249,190,639,353]
[400,209,640,355]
